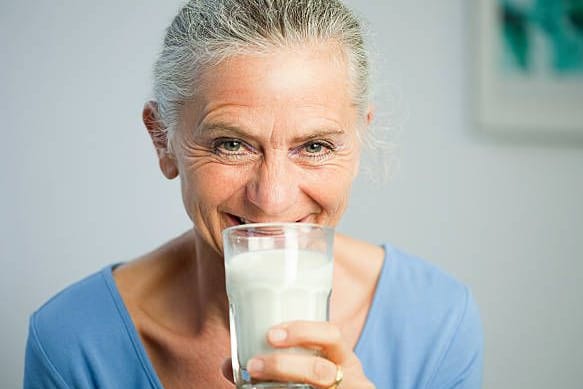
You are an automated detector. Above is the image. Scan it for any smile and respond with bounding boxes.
[226,213,307,226]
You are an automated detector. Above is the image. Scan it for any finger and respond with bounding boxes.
[247,353,339,388]
[267,321,353,364]
[220,358,234,384]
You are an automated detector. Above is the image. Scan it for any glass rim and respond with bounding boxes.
[222,222,333,235]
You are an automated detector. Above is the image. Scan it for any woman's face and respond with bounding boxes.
[161,44,367,253]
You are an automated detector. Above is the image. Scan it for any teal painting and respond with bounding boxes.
[498,0,583,76]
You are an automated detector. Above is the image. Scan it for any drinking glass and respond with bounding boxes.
[223,223,334,389]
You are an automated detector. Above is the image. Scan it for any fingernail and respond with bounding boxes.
[247,358,264,373]
[269,328,287,342]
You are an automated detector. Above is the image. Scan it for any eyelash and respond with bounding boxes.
[212,138,254,159]
[211,138,337,161]
[294,140,336,161]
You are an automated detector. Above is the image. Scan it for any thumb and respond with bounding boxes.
[221,358,235,384]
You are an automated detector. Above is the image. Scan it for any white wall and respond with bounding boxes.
[2,1,582,388]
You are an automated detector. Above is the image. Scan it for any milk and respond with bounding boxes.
[225,249,333,366]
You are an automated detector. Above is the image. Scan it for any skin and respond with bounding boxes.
[114,42,383,388]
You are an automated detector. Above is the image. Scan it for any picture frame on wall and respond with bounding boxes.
[475,0,583,134]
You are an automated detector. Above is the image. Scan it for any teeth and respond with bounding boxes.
[234,216,303,224]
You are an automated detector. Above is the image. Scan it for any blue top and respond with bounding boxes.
[24,244,483,388]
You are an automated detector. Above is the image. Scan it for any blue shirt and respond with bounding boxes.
[24,244,483,388]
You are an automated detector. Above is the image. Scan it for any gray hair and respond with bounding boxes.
[152,0,370,138]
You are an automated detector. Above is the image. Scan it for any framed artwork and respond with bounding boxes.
[476,0,583,133]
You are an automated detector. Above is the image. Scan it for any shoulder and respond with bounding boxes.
[24,266,153,388]
[29,267,115,341]
[379,244,482,342]
[24,270,105,387]
[26,268,119,376]
[383,244,470,302]
[30,266,123,346]
[358,244,483,388]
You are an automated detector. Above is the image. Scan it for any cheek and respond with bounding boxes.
[301,164,355,213]
[181,163,247,211]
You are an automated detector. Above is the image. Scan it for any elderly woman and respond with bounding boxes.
[24,0,483,388]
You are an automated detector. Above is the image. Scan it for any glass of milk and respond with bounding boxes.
[223,223,334,389]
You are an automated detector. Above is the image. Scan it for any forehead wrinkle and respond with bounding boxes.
[186,46,356,144]
[290,129,346,144]
[197,101,346,135]
[199,122,252,138]
[191,100,256,137]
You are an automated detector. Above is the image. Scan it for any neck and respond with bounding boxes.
[152,229,229,336]
[190,229,230,330]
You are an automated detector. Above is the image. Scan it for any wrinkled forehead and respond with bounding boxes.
[196,41,351,95]
[177,43,360,137]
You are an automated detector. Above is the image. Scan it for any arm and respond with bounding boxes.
[23,315,71,389]
[427,288,484,389]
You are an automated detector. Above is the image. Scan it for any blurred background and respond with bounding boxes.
[1,0,582,388]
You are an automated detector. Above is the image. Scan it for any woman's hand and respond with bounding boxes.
[221,321,375,388]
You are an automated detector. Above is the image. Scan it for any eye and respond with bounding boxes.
[292,140,336,163]
[304,142,324,154]
[302,141,335,156]
[220,140,242,152]
[211,138,257,162]
[212,138,246,154]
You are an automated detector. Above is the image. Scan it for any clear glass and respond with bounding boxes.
[223,223,334,389]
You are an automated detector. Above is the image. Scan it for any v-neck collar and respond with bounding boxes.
[100,244,391,387]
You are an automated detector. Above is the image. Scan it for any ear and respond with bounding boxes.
[353,105,375,179]
[365,104,375,126]
[143,101,179,179]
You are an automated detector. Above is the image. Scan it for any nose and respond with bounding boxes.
[245,154,299,217]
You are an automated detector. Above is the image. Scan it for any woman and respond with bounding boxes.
[24,1,483,388]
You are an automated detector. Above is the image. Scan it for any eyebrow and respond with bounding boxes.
[197,122,252,139]
[198,121,346,143]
